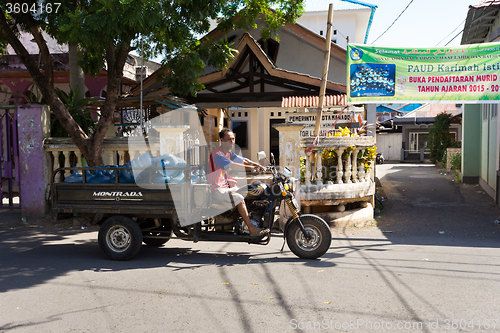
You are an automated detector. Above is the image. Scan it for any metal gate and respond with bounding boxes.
[0,107,20,208]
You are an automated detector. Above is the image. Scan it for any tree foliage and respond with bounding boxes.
[0,0,304,166]
[428,112,457,164]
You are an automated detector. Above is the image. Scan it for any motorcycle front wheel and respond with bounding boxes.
[286,214,332,259]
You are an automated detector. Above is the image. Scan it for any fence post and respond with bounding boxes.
[17,104,50,216]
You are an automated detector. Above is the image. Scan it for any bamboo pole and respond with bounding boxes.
[310,3,334,182]
[313,3,334,137]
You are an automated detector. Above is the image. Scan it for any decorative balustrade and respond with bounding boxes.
[43,123,205,184]
[44,137,157,182]
[300,136,376,187]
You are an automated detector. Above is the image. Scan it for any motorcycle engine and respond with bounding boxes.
[248,200,268,223]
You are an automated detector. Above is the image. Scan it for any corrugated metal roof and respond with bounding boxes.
[282,95,347,107]
[304,0,375,12]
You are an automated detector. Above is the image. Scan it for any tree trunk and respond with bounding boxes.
[0,12,131,167]
[69,45,90,135]
[84,42,131,167]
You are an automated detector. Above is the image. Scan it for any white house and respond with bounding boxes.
[296,0,377,49]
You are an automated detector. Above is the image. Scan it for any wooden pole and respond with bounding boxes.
[310,4,334,182]
[313,3,334,138]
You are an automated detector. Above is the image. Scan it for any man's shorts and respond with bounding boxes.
[212,187,245,209]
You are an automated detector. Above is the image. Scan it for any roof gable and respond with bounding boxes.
[189,33,346,108]
[133,31,346,108]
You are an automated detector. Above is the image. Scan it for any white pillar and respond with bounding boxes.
[316,149,323,186]
[154,125,190,157]
[336,148,344,184]
[273,124,305,179]
[366,104,377,139]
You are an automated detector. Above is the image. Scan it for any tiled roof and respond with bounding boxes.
[281,95,347,107]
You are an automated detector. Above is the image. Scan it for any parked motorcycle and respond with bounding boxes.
[376,152,385,164]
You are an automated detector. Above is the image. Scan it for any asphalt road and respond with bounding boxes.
[0,163,499,332]
[375,163,500,239]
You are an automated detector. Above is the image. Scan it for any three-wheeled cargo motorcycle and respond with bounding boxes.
[51,148,332,260]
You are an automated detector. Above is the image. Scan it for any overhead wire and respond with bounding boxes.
[371,0,414,44]
[435,19,465,46]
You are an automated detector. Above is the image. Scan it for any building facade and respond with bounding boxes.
[461,0,500,202]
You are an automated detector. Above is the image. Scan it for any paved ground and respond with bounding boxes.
[1,163,500,332]
[374,163,500,240]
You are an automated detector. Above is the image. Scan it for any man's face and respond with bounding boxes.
[221,131,235,151]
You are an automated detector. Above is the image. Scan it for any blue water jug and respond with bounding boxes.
[87,170,114,184]
[64,167,83,183]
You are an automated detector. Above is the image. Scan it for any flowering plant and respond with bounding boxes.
[300,116,376,183]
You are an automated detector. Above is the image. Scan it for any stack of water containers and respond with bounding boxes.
[64,153,206,184]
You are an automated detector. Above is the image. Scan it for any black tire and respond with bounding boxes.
[286,214,332,259]
[98,216,143,260]
[143,224,172,247]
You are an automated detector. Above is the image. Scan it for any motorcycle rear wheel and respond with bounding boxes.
[98,215,143,261]
[286,214,331,259]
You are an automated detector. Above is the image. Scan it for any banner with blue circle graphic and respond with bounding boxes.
[347,43,500,103]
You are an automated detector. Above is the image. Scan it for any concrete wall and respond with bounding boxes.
[462,104,481,183]
[296,9,372,48]
[274,29,347,85]
[479,104,498,194]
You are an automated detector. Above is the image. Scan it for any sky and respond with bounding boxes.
[141,0,478,62]
[362,0,476,47]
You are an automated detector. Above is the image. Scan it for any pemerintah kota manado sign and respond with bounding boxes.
[347,42,500,104]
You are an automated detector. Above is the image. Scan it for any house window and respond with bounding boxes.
[409,132,430,152]
[232,121,248,149]
[257,38,280,64]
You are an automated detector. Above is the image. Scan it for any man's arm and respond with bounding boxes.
[242,158,265,171]
[225,151,265,171]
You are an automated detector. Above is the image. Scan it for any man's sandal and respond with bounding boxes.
[250,228,270,237]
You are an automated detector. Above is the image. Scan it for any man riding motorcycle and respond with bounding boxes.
[208,129,269,237]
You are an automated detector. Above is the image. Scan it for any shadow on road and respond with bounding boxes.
[0,226,346,293]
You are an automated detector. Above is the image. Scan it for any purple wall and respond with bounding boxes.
[17,104,49,216]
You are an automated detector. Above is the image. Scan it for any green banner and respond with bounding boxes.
[347,43,500,103]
